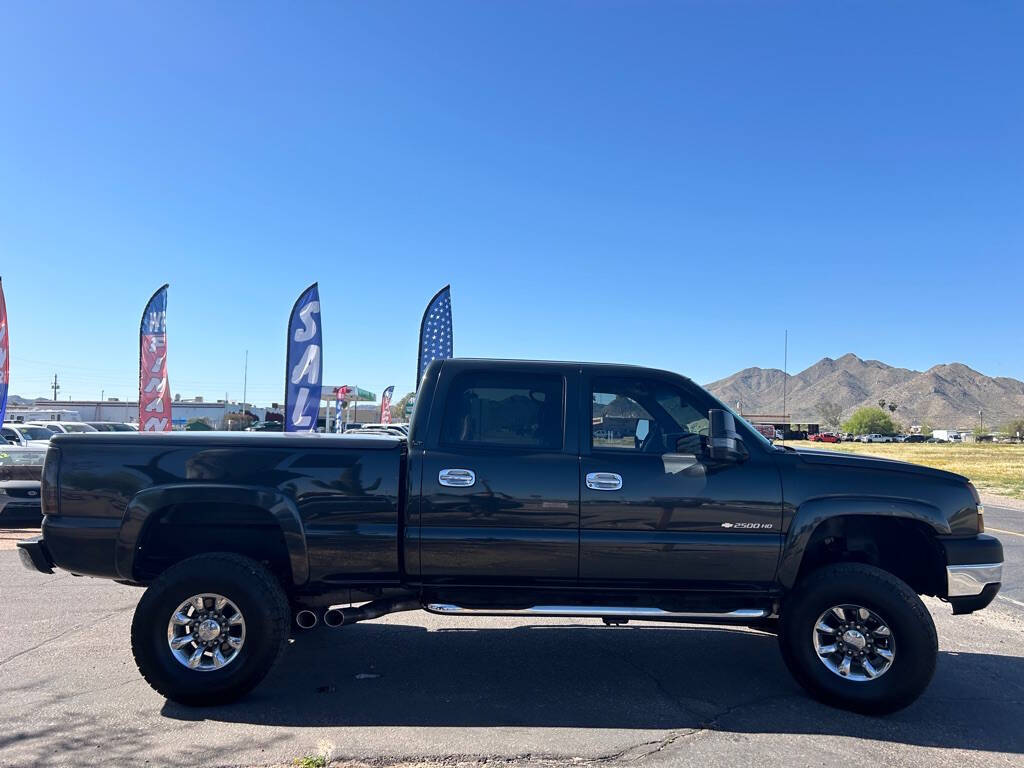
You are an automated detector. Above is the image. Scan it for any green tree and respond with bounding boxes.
[815,401,843,431]
[842,406,899,436]
[391,391,416,422]
[1004,418,1024,440]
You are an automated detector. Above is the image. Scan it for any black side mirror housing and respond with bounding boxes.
[708,409,748,463]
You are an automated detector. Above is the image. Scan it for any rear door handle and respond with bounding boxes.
[439,468,476,487]
[586,472,623,491]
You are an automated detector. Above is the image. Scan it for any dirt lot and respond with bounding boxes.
[785,440,1024,499]
[0,527,37,551]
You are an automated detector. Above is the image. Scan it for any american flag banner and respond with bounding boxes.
[139,284,171,431]
[417,285,453,386]
[0,278,9,425]
[380,385,394,424]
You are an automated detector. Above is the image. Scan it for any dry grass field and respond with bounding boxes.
[787,440,1024,499]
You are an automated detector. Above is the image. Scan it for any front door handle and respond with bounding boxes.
[439,468,476,487]
[586,472,623,491]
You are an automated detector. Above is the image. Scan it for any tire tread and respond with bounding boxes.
[131,552,289,705]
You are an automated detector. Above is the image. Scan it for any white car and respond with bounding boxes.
[860,433,893,443]
[1,423,54,447]
[28,422,99,435]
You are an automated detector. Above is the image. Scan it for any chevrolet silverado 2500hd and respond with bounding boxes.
[18,358,1003,713]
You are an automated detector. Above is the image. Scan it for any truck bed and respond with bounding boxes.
[43,431,407,588]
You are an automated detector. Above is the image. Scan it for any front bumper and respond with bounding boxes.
[16,536,54,574]
[942,534,1003,614]
[0,484,43,525]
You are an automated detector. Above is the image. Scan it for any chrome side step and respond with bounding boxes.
[424,604,766,619]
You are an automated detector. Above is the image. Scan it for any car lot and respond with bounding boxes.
[1,506,1022,768]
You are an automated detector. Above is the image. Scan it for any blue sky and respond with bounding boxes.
[1,1,1021,405]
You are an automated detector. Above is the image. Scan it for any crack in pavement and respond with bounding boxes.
[0,606,134,667]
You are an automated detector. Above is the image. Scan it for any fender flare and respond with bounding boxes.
[776,496,950,590]
[115,483,309,585]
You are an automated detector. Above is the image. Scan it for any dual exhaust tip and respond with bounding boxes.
[293,607,355,630]
[295,597,420,630]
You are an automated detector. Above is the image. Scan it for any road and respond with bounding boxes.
[985,503,1024,609]
[1,511,1022,768]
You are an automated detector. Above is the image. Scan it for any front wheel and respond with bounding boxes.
[131,553,290,706]
[778,563,937,714]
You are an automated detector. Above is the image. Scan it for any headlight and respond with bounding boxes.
[0,488,7,496]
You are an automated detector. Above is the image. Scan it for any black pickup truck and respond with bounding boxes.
[19,358,1003,713]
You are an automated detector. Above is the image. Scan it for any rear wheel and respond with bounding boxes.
[131,553,290,706]
[778,563,937,714]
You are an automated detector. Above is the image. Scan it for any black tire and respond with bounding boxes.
[131,553,290,706]
[778,563,937,715]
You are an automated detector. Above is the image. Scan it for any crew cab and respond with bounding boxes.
[18,359,1003,714]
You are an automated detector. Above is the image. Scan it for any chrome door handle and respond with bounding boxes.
[586,472,623,491]
[439,468,476,487]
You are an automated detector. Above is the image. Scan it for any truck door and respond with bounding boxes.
[579,373,782,589]
[418,364,580,585]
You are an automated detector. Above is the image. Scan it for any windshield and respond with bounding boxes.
[20,426,54,440]
[63,423,98,433]
[0,449,46,466]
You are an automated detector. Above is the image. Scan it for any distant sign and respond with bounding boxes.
[328,386,376,402]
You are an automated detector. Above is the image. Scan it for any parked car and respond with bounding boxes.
[349,425,408,437]
[860,434,893,443]
[29,422,99,435]
[86,422,139,432]
[904,434,929,443]
[0,445,46,526]
[19,358,1002,715]
[817,433,841,443]
[245,421,284,432]
[1,423,54,447]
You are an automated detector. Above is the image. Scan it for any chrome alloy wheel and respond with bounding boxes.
[166,593,246,672]
[812,604,895,681]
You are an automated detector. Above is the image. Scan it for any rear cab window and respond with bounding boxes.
[439,371,565,450]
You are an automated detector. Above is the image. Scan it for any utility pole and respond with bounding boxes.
[51,373,60,401]
[782,330,788,443]
[242,350,249,412]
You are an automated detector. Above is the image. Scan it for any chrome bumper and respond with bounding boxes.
[947,563,1003,597]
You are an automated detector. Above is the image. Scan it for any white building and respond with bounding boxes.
[9,399,256,430]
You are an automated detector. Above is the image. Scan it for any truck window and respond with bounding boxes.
[592,377,709,454]
[440,371,564,450]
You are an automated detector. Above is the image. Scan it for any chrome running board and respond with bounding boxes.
[424,604,766,619]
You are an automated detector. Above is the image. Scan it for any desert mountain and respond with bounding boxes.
[705,353,1024,430]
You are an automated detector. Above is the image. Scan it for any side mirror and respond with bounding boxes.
[708,409,748,463]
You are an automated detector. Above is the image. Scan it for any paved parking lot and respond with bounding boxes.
[2,506,1022,768]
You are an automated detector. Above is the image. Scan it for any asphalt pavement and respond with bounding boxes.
[1,511,1023,768]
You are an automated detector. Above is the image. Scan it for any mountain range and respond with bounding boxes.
[705,353,1024,430]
